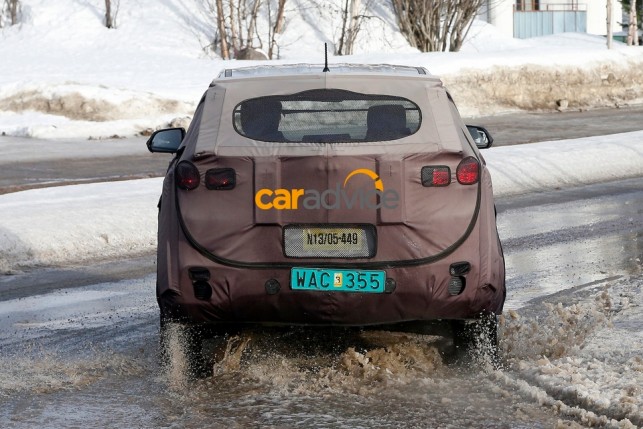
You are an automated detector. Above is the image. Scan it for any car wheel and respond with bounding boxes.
[159,314,211,379]
[451,313,501,369]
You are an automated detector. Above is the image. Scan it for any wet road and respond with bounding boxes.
[496,177,642,309]
[0,154,166,194]
[0,178,640,428]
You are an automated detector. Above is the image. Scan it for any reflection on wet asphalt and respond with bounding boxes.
[0,179,641,428]
[496,178,642,309]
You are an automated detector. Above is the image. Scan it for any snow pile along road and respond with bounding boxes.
[484,132,643,196]
[0,179,161,273]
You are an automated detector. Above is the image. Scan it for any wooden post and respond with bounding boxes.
[607,0,612,50]
[628,0,636,45]
[632,0,639,46]
[105,0,113,28]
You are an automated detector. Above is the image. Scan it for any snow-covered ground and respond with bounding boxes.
[1,0,642,426]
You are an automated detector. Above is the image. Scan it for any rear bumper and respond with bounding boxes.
[157,251,505,327]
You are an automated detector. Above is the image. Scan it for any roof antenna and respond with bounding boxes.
[323,43,330,72]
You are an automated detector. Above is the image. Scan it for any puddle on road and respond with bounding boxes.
[0,347,146,397]
[0,298,625,428]
[156,277,641,428]
[503,229,641,309]
[159,329,557,429]
[0,326,560,428]
[1,276,640,428]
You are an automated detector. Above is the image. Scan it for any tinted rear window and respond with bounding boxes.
[233,89,421,143]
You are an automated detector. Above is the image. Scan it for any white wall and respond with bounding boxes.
[586,1,623,35]
[486,0,514,38]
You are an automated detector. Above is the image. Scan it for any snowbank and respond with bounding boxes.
[0,178,160,273]
[484,132,643,196]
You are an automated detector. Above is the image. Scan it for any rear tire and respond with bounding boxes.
[159,315,210,379]
[451,313,501,369]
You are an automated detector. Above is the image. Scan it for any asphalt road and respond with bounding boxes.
[470,105,643,146]
[0,155,167,194]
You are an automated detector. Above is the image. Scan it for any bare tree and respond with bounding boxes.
[628,0,639,46]
[215,0,231,59]
[104,0,120,29]
[337,0,367,55]
[1,0,21,27]
[337,0,355,55]
[208,0,287,60]
[228,0,243,57]
[391,0,485,52]
[305,0,374,56]
[7,0,19,25]
[105,0,112,28]
[268,0,287,59]
[223,0,262,56]
[245,0,262,51]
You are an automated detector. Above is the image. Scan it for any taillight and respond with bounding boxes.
[175,161,200,190]
[421,166,451,187]
[456,157,479,185]
[205,168,236,190]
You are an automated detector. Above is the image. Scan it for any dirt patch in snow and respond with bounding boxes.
[443,59,643,117]
[0,89,192,122]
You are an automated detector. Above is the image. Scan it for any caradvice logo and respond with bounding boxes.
[254,168,399,210]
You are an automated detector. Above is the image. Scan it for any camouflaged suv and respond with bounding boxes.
[147,64,505,371]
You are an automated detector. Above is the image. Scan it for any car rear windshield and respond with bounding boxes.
[233,89,421,143]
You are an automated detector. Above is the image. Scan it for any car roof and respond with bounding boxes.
[214,63,436,83]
